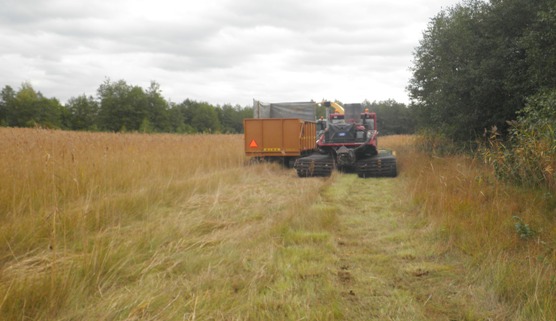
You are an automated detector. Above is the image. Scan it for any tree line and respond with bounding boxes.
[0,79,417,135]
[409,0,556,142]
[0,79,252,134]
[409,0,555,190]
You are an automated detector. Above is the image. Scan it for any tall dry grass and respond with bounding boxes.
[0,128,335,320]
[2,129,554,320]
[405,134,556,320]
[1,129,244,258]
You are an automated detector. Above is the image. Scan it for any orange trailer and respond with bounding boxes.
[244,118,316,162]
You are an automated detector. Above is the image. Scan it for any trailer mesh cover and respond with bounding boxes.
[253,100,316,121]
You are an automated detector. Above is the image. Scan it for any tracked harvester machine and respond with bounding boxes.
[244,100,397,178]
[294,102,397,177]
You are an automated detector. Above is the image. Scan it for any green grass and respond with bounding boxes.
[321,174,493,320]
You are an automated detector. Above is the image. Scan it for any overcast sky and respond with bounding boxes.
[0,0,461,106]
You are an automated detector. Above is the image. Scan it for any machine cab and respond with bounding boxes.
[361,110,377,131]
[329,113,344,124]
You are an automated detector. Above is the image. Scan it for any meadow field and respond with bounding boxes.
[0,128,554,320]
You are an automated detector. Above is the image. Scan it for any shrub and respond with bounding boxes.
[483,89,556,192]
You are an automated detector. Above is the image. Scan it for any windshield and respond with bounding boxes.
[365,119,375,130]
[329,114,344,124]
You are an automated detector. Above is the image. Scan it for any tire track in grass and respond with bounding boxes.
[325,174,491,321]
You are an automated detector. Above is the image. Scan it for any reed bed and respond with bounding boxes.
[0,128,331,320]
[1,129,553,320]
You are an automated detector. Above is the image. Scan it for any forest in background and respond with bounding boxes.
[0,79,415,135]
[0,80,252,134]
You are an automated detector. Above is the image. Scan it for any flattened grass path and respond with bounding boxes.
[326,174,488,320]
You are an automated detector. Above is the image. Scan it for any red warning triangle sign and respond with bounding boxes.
[249,139,258,148]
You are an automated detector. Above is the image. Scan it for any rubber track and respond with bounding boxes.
[355,155,397,178]
[294,153,334,177]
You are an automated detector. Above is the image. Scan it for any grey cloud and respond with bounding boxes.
[0,0,462,105]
